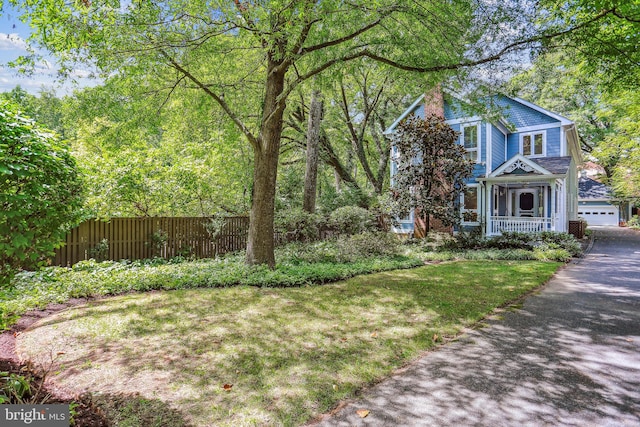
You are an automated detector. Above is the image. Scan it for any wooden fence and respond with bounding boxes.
[52,217,250,266]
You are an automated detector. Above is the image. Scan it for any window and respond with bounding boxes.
[520,131,545,157]
[461,123,480,162]
[461,186,479,223]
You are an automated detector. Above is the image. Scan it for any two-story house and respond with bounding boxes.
[387,92,582,236]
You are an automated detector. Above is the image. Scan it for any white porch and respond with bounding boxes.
[490,216,554,234]
[481,179,568,236]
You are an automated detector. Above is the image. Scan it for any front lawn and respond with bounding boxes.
[17,260,560,426]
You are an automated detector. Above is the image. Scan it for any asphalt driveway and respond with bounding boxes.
[315,227,640,426]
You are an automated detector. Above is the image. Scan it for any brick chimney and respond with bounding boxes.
[424,84,444,119]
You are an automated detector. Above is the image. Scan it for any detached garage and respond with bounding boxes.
[578,177,620,226]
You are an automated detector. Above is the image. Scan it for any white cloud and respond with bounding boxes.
[0,33,28,51]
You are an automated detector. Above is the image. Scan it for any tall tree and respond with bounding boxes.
[11,0,632,266]
[302,89,322,213]
[391,114,474,232]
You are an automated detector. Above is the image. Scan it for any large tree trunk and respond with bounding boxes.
[246,60,286,267]
[303,90,322,213]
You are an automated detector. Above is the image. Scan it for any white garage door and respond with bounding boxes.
[578,205,619,226]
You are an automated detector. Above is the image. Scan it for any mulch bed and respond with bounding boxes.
[1,298,110,426]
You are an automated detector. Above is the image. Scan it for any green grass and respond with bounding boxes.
[17,260,561,426]
[1,254,422,330]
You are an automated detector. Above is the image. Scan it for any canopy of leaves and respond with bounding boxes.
[390,114,474,228]
[62,79,253,217]
[0,101,83,286]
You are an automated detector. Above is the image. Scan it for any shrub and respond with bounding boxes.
[538,231,582,257]
[0,101,83,287]
[533,245,572,262]
[628,215,640,229]
[329,206,374,236]
[485,232,535,250]
[335,232,401,262]
[441,231,582,257]
[274,208,323,242]
[440,228,486,250]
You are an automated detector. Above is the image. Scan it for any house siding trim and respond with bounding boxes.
[516,123,562,133]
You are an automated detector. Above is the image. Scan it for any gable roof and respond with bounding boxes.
[507,97,573,128]
[579,176,614,200]
[385,92,573,135]
[491,154,554,177]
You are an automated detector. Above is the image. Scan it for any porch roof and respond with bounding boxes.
[531,157,572,175]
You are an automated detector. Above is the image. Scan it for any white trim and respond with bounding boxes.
[493,120,510,136]
[490,154,552,177]
[461,121,481,164]
[446,116,482,125]
[384,95,424,134]
[516,123,562,133]
[560,127,566,157]
[486,123,492,176]
[520,130,546,158]
[512,97,573,126]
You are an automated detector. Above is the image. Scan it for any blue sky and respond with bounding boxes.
[0,2,94,95]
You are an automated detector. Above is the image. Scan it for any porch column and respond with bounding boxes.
[550,180,556,231]
[485,182,492,235]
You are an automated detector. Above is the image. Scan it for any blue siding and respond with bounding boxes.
[444,97,467,120]
[506,127,561,158]
[491,125,506,170]
[507,133,519,158]
[492,96,560,128]
[546,127,561,157]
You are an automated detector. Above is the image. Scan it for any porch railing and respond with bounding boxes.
[490,216,554,235]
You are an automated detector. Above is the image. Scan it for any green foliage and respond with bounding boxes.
[335,232,401,261]
[88,238,109,262]
[441,231,582,257]
[204,215,227,240]
[149,229,168,256]
[328,206,374,236]
[63,81,252,218]
[318,184,373,214]
[391,114,475,229]
[0,371,32,404]
[0,101,83,286]
[274,208,323,242]
[628,215,640,229]
[0,365,51,405]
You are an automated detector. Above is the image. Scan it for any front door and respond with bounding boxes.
[510,189,539,217]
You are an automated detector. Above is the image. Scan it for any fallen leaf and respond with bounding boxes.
[56,351,66,355]
[340,337,348,342]
[370,332,378,338]
[432,333,439,342]
[223,384,233,391]
[356,409,370,418]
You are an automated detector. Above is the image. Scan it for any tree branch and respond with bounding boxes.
[159,50,259,150]
[299,18,383,56]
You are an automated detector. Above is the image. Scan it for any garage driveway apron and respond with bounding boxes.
[314,227,640,426]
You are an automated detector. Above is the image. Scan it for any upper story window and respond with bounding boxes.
[521,131,545,157]
[461,123,480,163]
